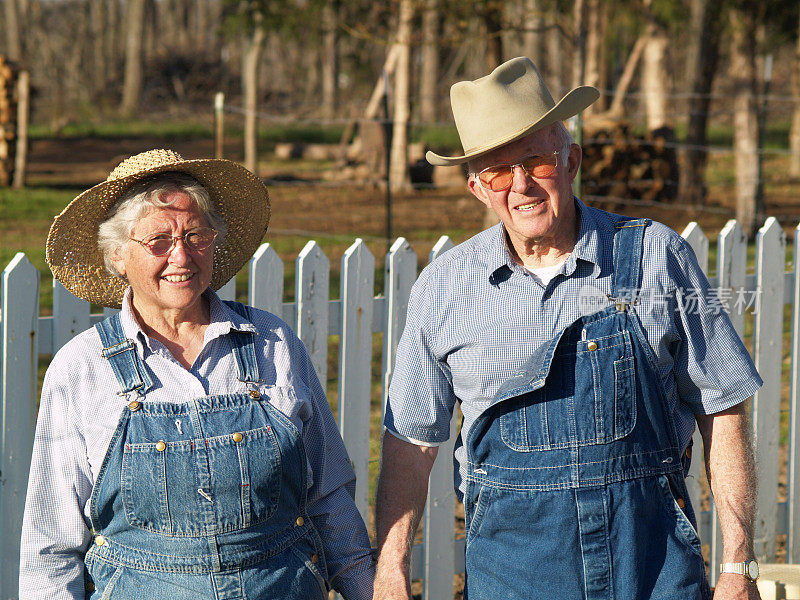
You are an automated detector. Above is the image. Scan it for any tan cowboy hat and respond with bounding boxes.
[46,148,270,309]
[426,56,600,166]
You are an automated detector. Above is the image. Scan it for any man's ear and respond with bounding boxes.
[468,175,492,209]
[567,143,582,184]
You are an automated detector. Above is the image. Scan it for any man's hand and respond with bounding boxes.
[713,573,761,599]
[373,432,438,600]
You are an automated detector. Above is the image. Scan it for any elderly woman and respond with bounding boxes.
[20,150,374,599]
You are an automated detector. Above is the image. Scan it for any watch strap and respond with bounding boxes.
[719,560,758,581]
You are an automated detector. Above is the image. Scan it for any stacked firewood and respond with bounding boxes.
[581,121,679,209]
[0,56,19,186]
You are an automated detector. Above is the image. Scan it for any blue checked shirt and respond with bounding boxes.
[385,199,762,496]
[20,289,374,600]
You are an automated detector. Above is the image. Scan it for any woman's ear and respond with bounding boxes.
[110,247,127,278]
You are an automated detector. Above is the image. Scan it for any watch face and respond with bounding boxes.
[747,561,759,580]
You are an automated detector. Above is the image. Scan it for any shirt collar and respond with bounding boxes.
[565,198,604,279]
[487,197,605,284]
[118,288,256,355]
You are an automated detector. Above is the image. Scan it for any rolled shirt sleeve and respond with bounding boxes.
[385,266,458,445]
[658,233,763,414]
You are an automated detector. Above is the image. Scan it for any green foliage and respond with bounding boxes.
[222,0,325,40]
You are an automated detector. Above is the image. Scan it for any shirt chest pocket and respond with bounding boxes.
[499,329,637,451]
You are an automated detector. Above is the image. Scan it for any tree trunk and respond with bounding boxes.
[790,8,800,177]
[483,3,504,71]
[120,0,147,117]
[545,5,564,96]
[389,0,413,193]
[243,24,266,175]
[4,0,23,61]
[641,0,670,131]
[89,0,109,97]
[572,0,587,89]
[678,0,722,204]
[320,0,338,120]
[584,0,606,113]
[730,3,763,236]
[419,0,439,123]
[523,0,543,67]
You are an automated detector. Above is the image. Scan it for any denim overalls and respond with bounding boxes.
[83,302,329,599]
[463,220,711,600]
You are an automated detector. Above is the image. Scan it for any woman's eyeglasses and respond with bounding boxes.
[130,227,217,256]
[477,151,559,192]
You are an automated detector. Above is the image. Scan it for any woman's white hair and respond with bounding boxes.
[97,172,227,277]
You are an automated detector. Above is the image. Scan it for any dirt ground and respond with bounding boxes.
[25,135,775,247]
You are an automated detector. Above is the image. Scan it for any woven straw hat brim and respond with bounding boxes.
[46,156,270,309]
[426,85,600,167]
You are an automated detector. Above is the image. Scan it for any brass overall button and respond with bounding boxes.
[95,535,106,546]
[232,432,243,443]
[676,497,686,509]
[249,389,261,399]
[685,447,692,460]
[311,554,319,564]
[296,516,305,527]
[587,341,598,351]
[155,440,166,452]
[128,400,141,411]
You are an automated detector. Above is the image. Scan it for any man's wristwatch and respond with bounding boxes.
[719,559,759,582]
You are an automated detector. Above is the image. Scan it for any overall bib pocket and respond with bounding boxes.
[121,424,282,535]
[499,329,637,451]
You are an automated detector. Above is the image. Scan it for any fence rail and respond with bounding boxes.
[0,220,798,598]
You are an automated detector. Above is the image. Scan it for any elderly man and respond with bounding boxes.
[374,57,761,600]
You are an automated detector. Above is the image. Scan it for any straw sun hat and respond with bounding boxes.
[46,149,271,309]
[426,56,600,166]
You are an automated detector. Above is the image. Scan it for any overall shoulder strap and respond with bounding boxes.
[95,314,155,396]
[222,300,260,384]
[610,218,650,303]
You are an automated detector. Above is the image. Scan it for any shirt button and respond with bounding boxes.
[587,341,598,351]
[311,553,318,564]
[95,535,106,546]
[232,432,243,443]
[156,440,166,452]
[128,400,141,411]
[296,516,305,527]
[249,389,261,399]
[676,497,685,509]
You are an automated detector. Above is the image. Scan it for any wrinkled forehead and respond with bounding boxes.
[470,125,561,172]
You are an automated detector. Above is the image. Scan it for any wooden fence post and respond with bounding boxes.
[753,217,786,561]
[423,236,456,600]
[382,237,416,413]
[1,254,39,598]
[338,239,374,521]
[296,241,330,385]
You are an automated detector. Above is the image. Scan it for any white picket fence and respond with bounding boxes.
[0,218,797,598]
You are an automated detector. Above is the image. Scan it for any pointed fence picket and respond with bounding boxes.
[1,254,38,600]
[2,219,800,599]
[338,239,374,522]
[754,218,786,562]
